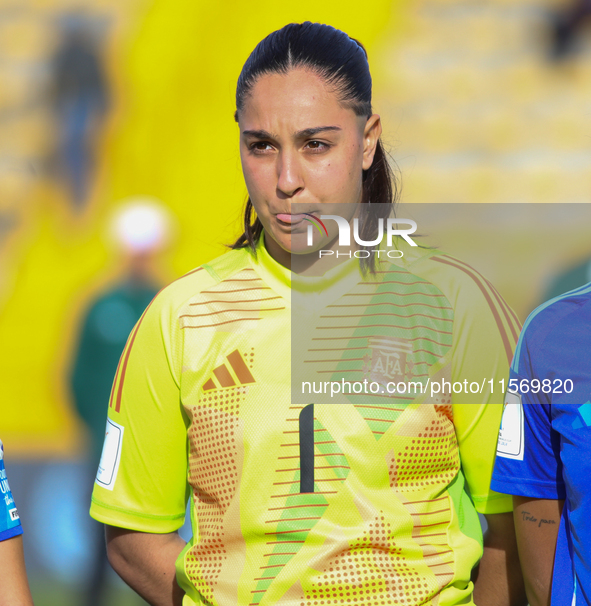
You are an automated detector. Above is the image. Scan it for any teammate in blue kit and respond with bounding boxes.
[0,440,33,606]
[491,283,591,606]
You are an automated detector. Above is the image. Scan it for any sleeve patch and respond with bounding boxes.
[496,390,524,460]
[96,419,124,490]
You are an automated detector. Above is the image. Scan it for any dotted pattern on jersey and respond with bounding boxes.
[250,410,350,606]
[300,513,439,605]
[252,404,460,605]
[388,450,456,601]
[389,414,460,492]
[263,405,459,604]
[184,387,246,601]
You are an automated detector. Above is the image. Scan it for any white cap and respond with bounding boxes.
[109,197,174,253]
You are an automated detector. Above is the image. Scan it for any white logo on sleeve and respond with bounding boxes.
[9,508,19,521]
[496,390,524,460]
[96,419,124,490]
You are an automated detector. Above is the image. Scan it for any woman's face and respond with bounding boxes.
[238,68,381,266]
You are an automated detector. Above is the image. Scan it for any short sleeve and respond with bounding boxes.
[454,403,513,514]
[0,440,23,541]
[443,261,519,515]
[89,290,189,533]
[491,329,565,499]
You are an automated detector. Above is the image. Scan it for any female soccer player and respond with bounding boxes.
[491,285,591,606]
[90,22,525,606]
[0,440,34,606]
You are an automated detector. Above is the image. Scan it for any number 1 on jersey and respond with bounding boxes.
[299,404,315,493]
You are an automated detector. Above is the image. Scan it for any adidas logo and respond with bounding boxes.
[202,349,255,391]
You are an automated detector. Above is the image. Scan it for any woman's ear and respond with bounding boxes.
[362,114,382,171]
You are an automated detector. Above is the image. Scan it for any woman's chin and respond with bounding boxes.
[272,231,309,255]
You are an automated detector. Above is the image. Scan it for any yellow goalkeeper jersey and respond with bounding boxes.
[90,236,519,606]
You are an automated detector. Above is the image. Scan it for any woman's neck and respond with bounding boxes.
[263,231,359,276]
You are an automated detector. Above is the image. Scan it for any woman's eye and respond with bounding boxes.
[250,142,273,153]
[306,140,329,151]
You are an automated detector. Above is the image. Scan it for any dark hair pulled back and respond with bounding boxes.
[232,22,399,271]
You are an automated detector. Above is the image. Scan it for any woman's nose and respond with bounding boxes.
[276,149,304,197]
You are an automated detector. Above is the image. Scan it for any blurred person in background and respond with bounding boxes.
[70,199,172,606]
[0,440,34,606]
[50,13,109,210]
[542,254,591,301]
[550,0,591,59]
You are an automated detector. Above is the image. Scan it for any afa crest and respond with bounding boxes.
[363,336,414,386]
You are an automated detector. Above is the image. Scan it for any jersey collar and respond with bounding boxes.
[250,232,366,311]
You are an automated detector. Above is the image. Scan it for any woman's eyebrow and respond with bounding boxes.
[241,126,342,139]
[295,126,342,138]
[242,129,277,139]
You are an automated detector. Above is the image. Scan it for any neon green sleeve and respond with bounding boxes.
[90,286,190,533]
[443,259,518,515]
[453,404,513,514]
[410,251,520,515]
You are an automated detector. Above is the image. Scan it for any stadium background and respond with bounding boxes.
[1,0,590,603]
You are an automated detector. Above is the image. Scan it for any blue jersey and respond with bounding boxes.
[491,283,591,606]
[0,440,22,542]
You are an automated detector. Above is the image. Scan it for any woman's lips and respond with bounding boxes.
[276,213,319,226]
[276,213,307,225]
